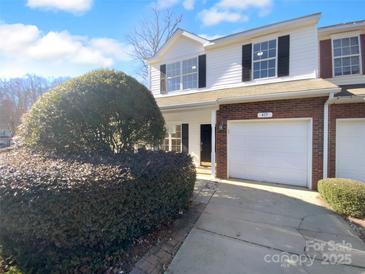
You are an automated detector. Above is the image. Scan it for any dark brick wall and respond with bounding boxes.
[216,97,327,190]
[328,103,365,177]
[320,39,333,79]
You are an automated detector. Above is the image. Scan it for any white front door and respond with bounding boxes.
[336,119,365,182]
[228,119,311,187]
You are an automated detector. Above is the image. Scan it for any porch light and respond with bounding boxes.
[219,121,225,131]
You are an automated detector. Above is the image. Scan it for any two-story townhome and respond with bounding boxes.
[146,13,365,190]
[318,20,365,184]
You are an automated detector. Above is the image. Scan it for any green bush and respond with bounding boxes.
[0,149,196,273]
[318,178,365,218]
[19,70,165,154]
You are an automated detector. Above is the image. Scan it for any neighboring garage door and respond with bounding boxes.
[228,119,311,187]
[336,119,365,182]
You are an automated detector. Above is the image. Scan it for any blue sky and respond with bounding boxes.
[1,0,365,80]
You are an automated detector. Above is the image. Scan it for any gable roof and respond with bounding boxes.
[146,29,210,63]
[147,13,321,63]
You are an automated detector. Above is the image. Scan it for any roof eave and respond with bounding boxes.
[158,86,340,111]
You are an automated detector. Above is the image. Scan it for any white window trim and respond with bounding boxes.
[251,38,278,80]
[331,35,363,77]
[163,124,182,152]
[166,57,199,92]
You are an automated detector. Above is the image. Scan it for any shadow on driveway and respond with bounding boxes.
[168,179,365,274]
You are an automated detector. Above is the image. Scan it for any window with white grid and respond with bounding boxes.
[182,58,198,89]
[166,61,181,92]
[332,36,361,76]
[161,125,182,152]
[253,39,277,79]
[166,57,198,92]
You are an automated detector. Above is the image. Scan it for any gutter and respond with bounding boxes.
[160,100,218,112]
[323,92,335,179]
[159,87,341,111]
[322,94,365,179]
[216,88,340,104]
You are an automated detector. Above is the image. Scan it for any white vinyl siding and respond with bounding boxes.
[162,109,212,165]
[150,25,318,94]
[206,26,318,89]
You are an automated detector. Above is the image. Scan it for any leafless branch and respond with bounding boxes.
[127,7,183,82]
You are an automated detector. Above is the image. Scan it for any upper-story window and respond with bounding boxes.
[332,36,361,76]
[166,57,198,92]
[253,39,277,79]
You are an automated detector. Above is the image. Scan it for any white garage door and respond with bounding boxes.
[228,119,311,187]
[336,119,365,182]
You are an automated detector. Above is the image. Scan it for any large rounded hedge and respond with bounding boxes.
[19,70,165,154]
[318,178,365,218]
[0,149,196,273]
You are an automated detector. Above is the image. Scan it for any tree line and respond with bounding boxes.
[0,75,68,135]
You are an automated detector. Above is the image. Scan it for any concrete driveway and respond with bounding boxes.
[168,179,365,274]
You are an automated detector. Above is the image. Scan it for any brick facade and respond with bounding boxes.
[216,97,328,190]
[328,103,365,177]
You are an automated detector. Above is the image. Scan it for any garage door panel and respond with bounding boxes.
[336,120,365,182]
[229,151,307,169]
[230,137,307,154]
[230,122,307,136]
[230,163,307,186]
[228,120,310,187]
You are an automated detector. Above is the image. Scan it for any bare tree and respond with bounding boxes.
[0,74,68,135]
[127,7,182,81]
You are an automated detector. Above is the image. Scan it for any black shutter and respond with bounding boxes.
[278,35,290,77]
[242,44,252,82]
[198,54,206,88]
[160,64,167,94]
[182,123,189,153]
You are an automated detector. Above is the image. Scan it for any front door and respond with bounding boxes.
[200,124,212,165]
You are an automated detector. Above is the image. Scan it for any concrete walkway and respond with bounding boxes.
[168,179,365,274]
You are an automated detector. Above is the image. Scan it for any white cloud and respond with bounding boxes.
[200,7,247,26]
[199,0,272,26]
[0,23,132,78]
[217,0,272,10]
[26,0,93,13]
[155,0,195,10]
[182,0,195,10]
[156,0,179,9]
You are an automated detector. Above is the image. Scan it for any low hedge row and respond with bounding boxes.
[318,178,365,218]
[0,149,196,273]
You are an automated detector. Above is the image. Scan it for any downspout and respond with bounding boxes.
[323,92,335,179]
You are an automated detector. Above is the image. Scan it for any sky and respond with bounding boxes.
[1,0,365,80]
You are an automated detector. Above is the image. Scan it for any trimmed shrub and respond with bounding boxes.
[318,178,365,218]
[0,149,196,273]
[19,70,165,154]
